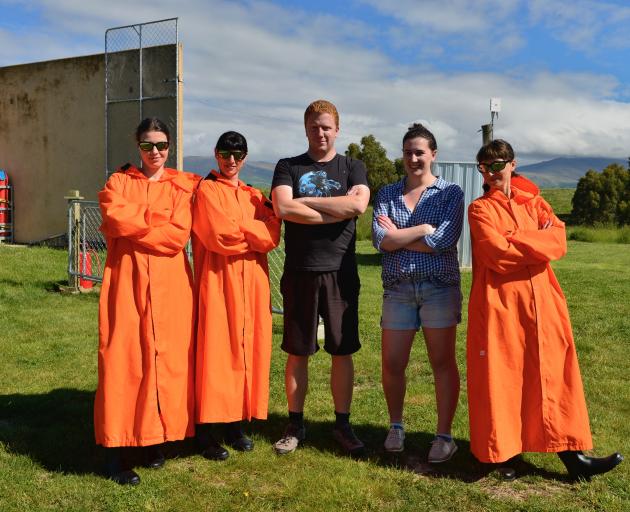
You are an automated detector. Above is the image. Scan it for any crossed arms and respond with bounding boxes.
[272,184,370,224]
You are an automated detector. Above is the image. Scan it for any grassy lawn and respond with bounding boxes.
[0,242,629,511]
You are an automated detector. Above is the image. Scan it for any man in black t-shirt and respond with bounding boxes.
[271,99,370,456]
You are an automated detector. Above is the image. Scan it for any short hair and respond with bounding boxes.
[304,99,339,128]
[403,123,437,151]
[476,139,514,163]
[135,117,170,142]
[215,131,248,153]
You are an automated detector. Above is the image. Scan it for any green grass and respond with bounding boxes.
[540,188,574,217]
[1,243,629,511]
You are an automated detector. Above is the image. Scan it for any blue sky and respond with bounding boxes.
[1,0,630,163]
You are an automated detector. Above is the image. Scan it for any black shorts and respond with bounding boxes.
[280,267,361,356]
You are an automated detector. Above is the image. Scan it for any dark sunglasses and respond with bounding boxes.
[138,141,169,152]
[477,160,511,174]
[217,150,246,161]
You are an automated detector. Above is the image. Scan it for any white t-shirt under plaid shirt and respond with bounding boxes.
[372,176,464,288]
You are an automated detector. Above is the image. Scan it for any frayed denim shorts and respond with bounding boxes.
[381,280,462,330]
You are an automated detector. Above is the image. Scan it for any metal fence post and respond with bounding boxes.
[65,190,84,291]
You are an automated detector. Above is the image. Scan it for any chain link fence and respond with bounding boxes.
[67,200,285,312]
[105,18,180,178]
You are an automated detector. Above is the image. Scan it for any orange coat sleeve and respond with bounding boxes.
[99,173,192,255]
[99,173,154,238]
[469,200,562,275]
[131,187,193,255]
[506,197,567,262]
[192,184,251,255]
[239,192,281,253]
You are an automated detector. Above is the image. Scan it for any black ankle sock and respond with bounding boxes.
[288,411,304,428]
[334,411,350,427]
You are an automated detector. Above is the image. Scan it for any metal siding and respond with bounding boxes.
[434,162,484,268]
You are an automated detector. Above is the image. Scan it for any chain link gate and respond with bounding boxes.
[105,18,181,178]
[67,201,107,289]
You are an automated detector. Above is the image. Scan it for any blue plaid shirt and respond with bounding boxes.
[372,177,463,288]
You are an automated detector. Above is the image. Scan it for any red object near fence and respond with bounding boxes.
[79,250,94,289]
[0,170,10,239]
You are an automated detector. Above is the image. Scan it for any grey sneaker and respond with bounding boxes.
[427,436,458,463]
[274,423,306,455]
[384,426,405,453]
[333,423,365,456]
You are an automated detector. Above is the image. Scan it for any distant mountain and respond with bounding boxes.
[185,155,629,190]
[184,156,274,188]
[518,157,628,188]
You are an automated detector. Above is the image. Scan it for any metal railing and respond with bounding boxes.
[66,199,285,312]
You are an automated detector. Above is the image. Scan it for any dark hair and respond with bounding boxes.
[477,139,518,192]
[215,131,248,153]
[135,117,170,142]
[402,123,437,151]
[476,139,514,163]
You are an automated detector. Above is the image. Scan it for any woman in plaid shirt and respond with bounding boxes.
[372,123,464,462]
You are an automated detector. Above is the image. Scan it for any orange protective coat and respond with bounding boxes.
[193,171,281,423]
[467,183,593,463]
[94,165,199,447]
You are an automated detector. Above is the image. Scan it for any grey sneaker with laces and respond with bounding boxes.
[384,426,405,452]
[274,423,306,455]
[427,436,458,463]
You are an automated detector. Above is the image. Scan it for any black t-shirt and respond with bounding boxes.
[271,153,368,271]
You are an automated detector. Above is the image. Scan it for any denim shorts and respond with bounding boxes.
[381,280,462,330]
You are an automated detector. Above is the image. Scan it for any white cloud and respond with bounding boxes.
[529,0,630,52]
[1,0,630,164]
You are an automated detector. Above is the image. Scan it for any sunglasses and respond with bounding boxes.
[477,160,511,174]
[217,150,246,161]
[138,141,169,152]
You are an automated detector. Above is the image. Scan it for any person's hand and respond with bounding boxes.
[418,223,436,236]
[540,219,553,230]
[377,215,397,231]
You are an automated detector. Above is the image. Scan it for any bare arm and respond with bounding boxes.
[377,215,436,252]
[271,185,343,225]
[295,185,370,219]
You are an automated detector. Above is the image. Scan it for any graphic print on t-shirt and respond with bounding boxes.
[298,170,342,197]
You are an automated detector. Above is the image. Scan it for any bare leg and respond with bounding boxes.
[422,325,459,434]
[381,329,416,423]
[285,355,309,412]
[331,355,354,413]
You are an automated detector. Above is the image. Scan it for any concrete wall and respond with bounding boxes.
[0,54,105,242]
[0,45,181,243]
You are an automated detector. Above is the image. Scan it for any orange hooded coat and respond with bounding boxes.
[467,181,593,463]
[192,171,281,423]
[94,165,199,447]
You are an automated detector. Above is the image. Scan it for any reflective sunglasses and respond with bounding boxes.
[477,160,511,174]
[217,149,246,161]
[138,141,169,152]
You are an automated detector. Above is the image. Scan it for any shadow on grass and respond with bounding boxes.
[0,391,567,483]
[0,388,98,475]
[245,413,567,483]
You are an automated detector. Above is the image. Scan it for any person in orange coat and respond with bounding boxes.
[192,131,281,460]
[95,118,199,485]
[467,139,623,481]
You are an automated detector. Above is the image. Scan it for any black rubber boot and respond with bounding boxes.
[225,421,254,452]
[558,450,623,481]
[104,447,140,485]
[144,444,165,469]
[197,423,229,461]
